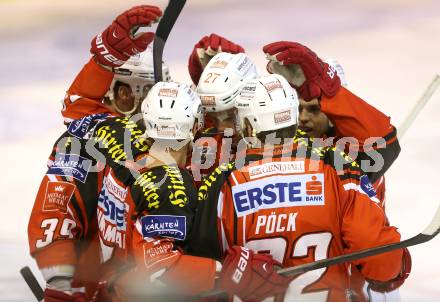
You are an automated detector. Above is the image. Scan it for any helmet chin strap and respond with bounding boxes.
[213,111,232,123]
[241,128,259,148]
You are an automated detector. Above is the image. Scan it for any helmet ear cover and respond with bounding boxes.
[106,47,172,116]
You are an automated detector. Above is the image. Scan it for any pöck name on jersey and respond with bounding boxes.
[232,174,325,217]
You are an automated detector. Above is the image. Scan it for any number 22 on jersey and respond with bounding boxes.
[245,232,332,302]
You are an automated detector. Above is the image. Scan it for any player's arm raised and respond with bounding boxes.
[62,5,162,122]
[263,41,400,183]
[188,33,245,85]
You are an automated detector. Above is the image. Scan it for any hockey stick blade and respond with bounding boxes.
[278,200,440,276]
[398,74,440,140]
[20,266,44,301]
[196,201,440,299]
[153,0,186,83]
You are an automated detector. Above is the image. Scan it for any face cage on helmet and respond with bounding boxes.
[144,120,195,140]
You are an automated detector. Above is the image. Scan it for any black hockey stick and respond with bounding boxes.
[153,0,186,83]
[197,201,440,299]
[20,266,44,301]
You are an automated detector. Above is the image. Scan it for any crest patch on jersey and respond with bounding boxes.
[141,215,186,241]
[43,181,75,213]
[47,153,91,183]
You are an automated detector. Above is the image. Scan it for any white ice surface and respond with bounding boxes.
[0,0,439,301]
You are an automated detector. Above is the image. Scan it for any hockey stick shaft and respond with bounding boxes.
[153,0,186,83]
[20,266,44,301]
[278,200,440,276]
[398,74,440,139]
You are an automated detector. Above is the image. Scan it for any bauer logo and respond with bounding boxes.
[141,215,186,241]
[67,113,108,139]
[274,110,292,124]
[43,181,75,213]
[360,175,377,198]
[232,174,325,217]
[158,88,178,98]
[47,153,91,183]
[248,161,305,179]
[237,56,251,75]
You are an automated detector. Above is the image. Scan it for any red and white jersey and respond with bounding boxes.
[190,141,403,302]
[61,58,118,123]
[320,86,400,187]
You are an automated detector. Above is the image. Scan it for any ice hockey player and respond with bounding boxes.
[191,51,258,180]
[91,81,291,302]
[263,41,400,189]
[188,33,245,86]
[263,41,411,299]
[27,5,165,301]
[188,73,410,302]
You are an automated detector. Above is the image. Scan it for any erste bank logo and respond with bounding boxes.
[232,174,325,217]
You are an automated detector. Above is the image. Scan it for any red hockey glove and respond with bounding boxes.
[367,248,412,292]
[188,33,245,85]
[263,41,341,101]
[219,246,291,301]
[44,288,86,302]
[91,5,162,67]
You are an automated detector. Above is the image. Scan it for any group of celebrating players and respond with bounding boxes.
[27,4,411,302]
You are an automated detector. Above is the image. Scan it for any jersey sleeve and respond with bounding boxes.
[92,117,150,185]
[336,166,402,282]
[28,134,102,271]
[320,87,401,183]
[61,58,116,123]
[187,163,235,261]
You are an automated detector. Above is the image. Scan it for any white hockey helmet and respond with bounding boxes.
[235,74,299,134]
[324,58,347,87]
[107,47,171,115]
[196,52,258,112]
[141,82,202,140]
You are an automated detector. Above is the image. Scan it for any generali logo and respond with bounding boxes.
[274,110,291,124]
[158,88,178,98]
